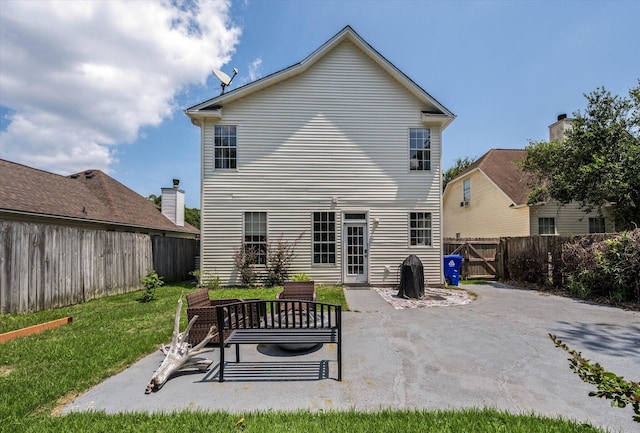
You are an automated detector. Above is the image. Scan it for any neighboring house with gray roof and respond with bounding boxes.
[443,146,614,238]
[0,159,198,313]
[0,159,198,236]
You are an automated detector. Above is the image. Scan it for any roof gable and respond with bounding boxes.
[452,149,535,206]
[186,26,455,128]
[0,159,197,234]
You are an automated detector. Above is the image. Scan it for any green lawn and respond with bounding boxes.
[0,283,603,433]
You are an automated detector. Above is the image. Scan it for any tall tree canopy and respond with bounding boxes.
[522,82,640,231]
[443,156,476,191]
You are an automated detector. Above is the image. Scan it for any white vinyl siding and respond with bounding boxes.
[200,39,445,286]
[530,201,612,236]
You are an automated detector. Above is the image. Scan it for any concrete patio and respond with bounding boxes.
[63,283,639,432]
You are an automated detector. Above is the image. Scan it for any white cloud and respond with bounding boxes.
[248,57,263,82]
[0,0,241,174]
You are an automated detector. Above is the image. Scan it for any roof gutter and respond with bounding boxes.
[0,209,197,235]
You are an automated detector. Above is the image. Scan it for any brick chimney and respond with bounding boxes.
[161,179,184,226]
[549,113,573,142]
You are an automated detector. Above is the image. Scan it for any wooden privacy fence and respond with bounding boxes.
[443,239,500,279]
[0,221,198,314]
[444,234,617,285]
[151,235,198,283]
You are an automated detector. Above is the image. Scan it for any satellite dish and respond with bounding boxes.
[212,67,238,94]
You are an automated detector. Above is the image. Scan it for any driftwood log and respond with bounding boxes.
[145,294,216,393]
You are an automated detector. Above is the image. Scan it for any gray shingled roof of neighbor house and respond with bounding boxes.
[0,159,198,234]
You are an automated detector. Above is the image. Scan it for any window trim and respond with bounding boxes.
[462,179,471,204]
[408,128,431,172]
[312,211,337,266]
[409,212,433,246]
[243,211,267,265]
[588,217,606,233]
[214,124,237,170]
[538,217,556,236]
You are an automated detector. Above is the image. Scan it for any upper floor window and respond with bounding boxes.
[589,217,606,233]
[313,212,336,265]
[463,179,471,204]
[538,217,556,235]
[244,212,266,264]
[409,212,432,246]
[214,125,237,169]
[409,128,431,171]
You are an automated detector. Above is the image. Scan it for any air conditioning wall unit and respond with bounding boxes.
[460,201,470,207]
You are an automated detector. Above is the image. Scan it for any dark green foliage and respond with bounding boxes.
[522,81,640,230]
[184,207,200,229]
[443,155,476,191]
[562,230,640,302]
[138,270,164,303]
[507,253,548,285]
[551,334,639,422]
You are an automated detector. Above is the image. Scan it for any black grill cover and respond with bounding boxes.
[397,254,424,299]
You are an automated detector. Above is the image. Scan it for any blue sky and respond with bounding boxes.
[1,0,638,208]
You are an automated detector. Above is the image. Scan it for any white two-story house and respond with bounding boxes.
[185,26,455,287]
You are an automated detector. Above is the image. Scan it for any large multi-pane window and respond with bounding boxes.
[409,212,432,246]
[244,212,266,264]
[214,125,237,169]
[538,217,556,235]
[313,212,336,264]
[409,128,431,171]
[589,217,606,233]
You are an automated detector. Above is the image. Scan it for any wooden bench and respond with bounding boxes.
[216,299,342,382]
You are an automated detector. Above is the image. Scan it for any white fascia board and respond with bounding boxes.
[422,113,456,130]
[185,108,222,126]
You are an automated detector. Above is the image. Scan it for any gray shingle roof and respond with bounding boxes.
[0,159,198,234]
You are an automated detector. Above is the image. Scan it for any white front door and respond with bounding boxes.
[343,222,368,284]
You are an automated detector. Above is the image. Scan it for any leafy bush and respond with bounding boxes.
[139,270,164,303]
[562,229,640,302]
[291,273,311,282]
[232,245,259,287]
[264,234,301,287]
[550,334,639,422]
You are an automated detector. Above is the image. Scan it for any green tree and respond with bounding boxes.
[522,81,640,230]
[184,207,200,229]
[443,156,476,191]
[147,194,200,229]
[147,194,161,206]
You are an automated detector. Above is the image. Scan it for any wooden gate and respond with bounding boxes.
[443,239,500,280]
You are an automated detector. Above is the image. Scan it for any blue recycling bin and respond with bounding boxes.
[443,254,463,286]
